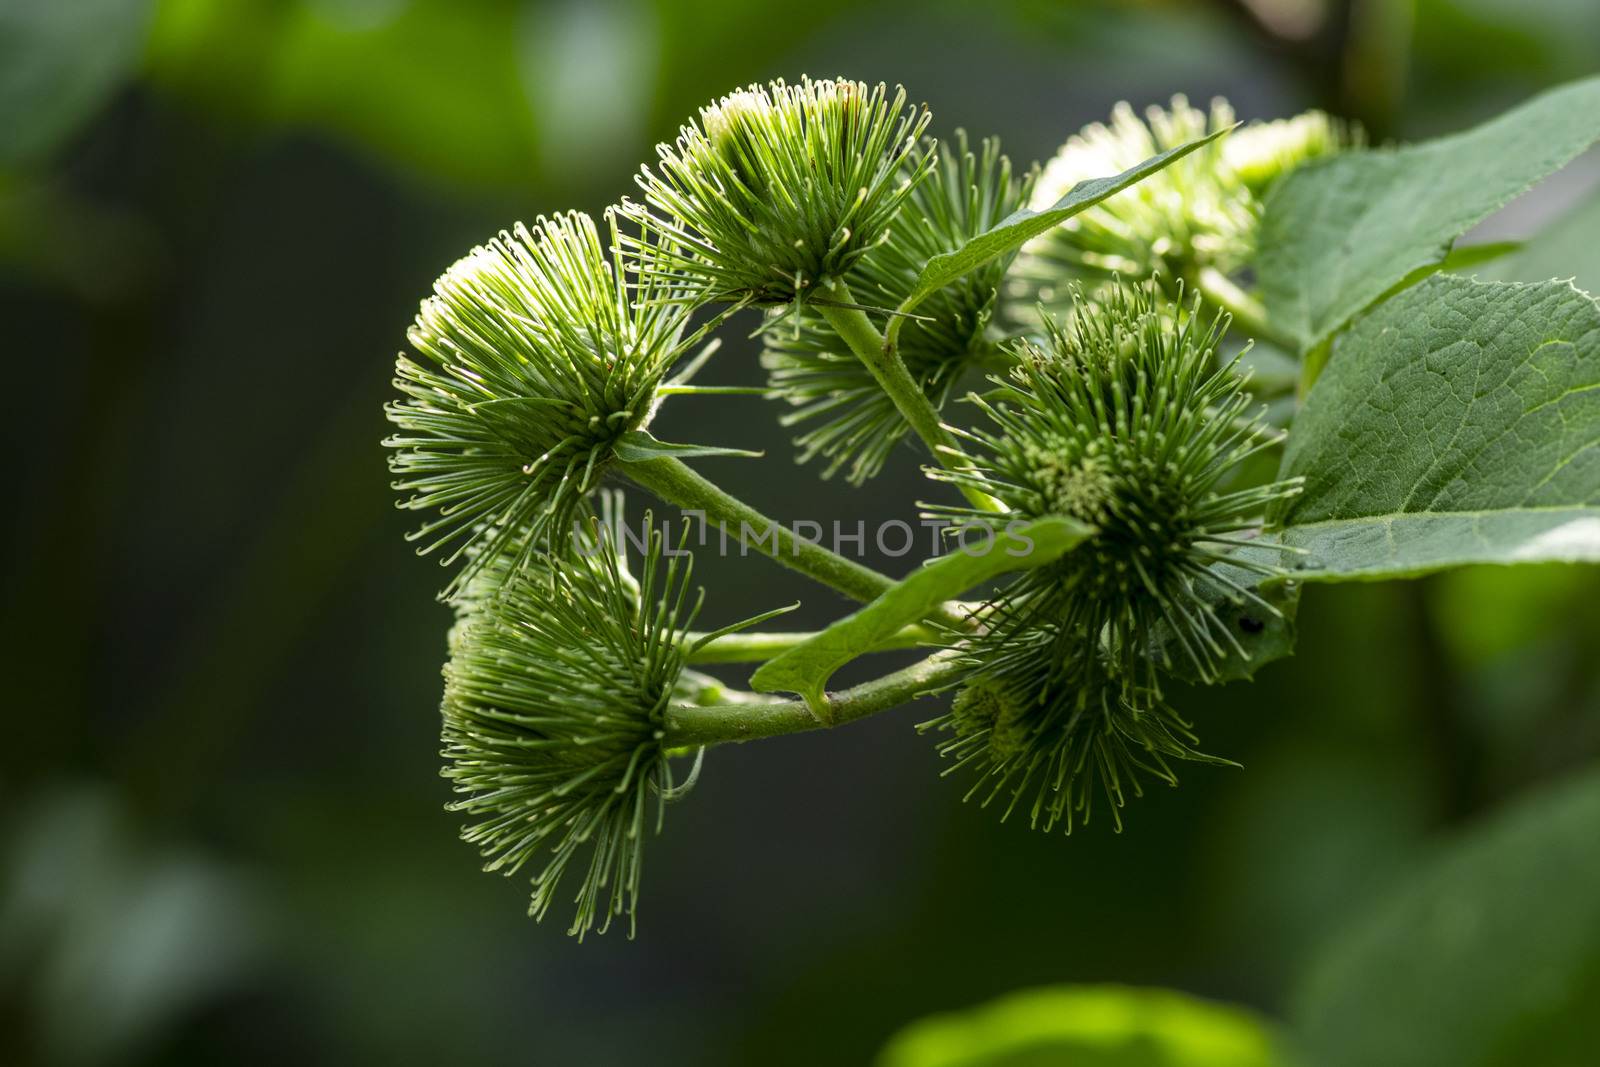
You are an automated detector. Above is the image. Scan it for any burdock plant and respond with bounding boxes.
[387,74,1600,935]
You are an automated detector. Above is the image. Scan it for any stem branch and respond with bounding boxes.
[1196,267,1299,353]
[815,278,1002,513]
[1299,336,1333,399]
[686,623,937,664]
[665,650,966,747]
[619,454,893,603]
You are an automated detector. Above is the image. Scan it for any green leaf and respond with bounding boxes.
[886,129,1230,349]
[0,0,151,169]
[750,517,1093,712]
[612,430,762,463]
[1276,276,1600,581]
[1257,76,1600,354]
[1438,240,1522,275]
[1291,768,1600,1067]
[876,984,1287,1067]
[1340,242,1524,329]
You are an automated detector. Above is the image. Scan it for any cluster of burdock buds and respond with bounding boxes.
[384,75,1350,937]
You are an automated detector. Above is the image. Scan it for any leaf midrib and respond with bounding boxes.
[1284,504,1598,530]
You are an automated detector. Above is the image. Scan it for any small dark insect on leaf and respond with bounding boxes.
[1238,615,1265,634]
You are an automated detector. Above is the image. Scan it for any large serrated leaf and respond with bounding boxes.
[1276,276,1600,581]
[1257,76,1600,354]
[885,129,1229,348]
[750,517,1093,712]
[1291,768,1600,1067]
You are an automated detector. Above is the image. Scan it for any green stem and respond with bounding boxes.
[619,454,894,604]
[685,622,937,664]
[1298,336,1333,400]
[1196,267,1298,353]
[665,650,966,747]
[815,278,1002,513]
[678,668,771,706]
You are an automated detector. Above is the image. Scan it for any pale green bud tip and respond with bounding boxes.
[624,75,932,305]
[1019,95,1249,288]
[698,87,774,152]
[386,210,692,596]
[1010,97,1356,321]
[1222,110,1361,193]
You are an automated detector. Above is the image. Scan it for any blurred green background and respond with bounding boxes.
[3,1,1599,1064]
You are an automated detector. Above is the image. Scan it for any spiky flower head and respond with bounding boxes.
[923,628,1225,833]
[935,278,1302,696]
[1222,109,1358,194]
[441,506,702,938]
[1009,97,1354,318]
[385,210,696,597]
[622,77,933,307]
[1015,97,1247,301]
[762,133,1031,483]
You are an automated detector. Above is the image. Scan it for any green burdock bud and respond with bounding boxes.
[1009,97,1355,318]
[621,76,933,307]
[1017,97,1249,300]
[1222,109,1359,194]
[923,626,1225,834]
[936,279,1303,692]
[762,133,1031,483]
[385,211,696,597]
[441,509,702,939]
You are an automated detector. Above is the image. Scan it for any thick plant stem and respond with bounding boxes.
[815,278,1002,513]
[619,454,894,604]
[1196,267,1298,353]
[686,623,937,664]
[665,650,967,747]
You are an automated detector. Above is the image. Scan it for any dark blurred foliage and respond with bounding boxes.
[1,1,1597,1064]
